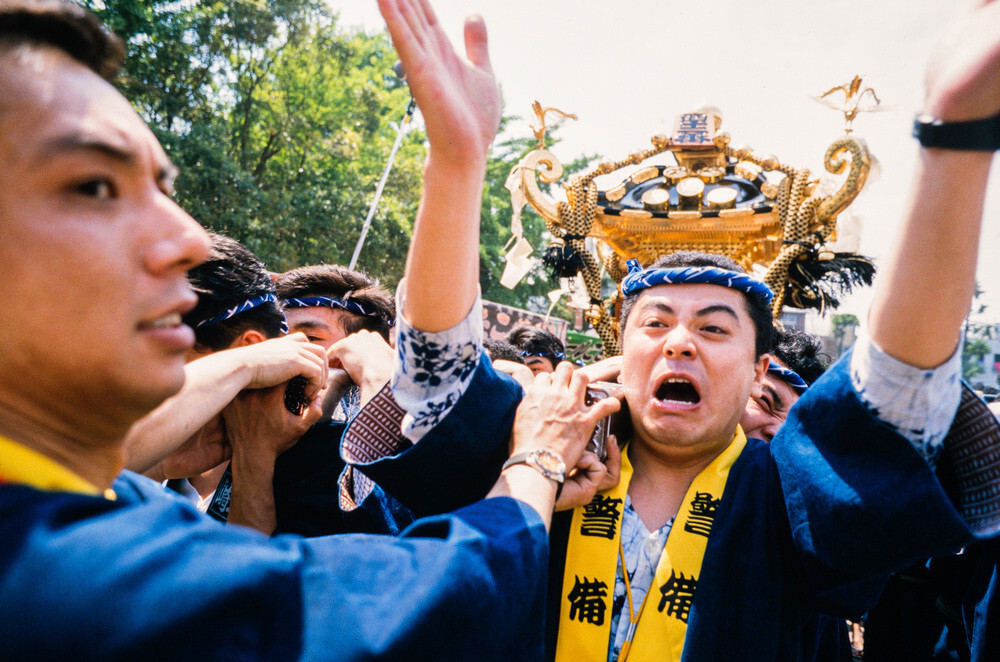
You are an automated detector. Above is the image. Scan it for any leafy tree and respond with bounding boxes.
[88,0,592,311]
[963,338,990,380]
[88,0,423,281]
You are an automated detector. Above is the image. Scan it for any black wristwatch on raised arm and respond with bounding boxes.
[913,111,1000,151]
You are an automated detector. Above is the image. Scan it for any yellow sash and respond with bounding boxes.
[0,433,113,498]
[555,428,747,662]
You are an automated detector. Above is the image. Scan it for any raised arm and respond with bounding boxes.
[868,0,1000,368]
[378,0,500,332]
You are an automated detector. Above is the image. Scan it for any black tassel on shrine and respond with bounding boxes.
[542,238,585,279]
[785,248,876,312]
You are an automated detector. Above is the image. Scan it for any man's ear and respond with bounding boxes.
[233,329,266,347]
[751,354,770,400]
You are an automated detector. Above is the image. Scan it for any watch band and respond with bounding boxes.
[502,449,566,483]
[913,111,1000,151]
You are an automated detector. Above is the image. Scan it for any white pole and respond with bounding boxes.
[348,98,417,270]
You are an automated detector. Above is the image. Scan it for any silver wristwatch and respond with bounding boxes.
[501,449,566,483]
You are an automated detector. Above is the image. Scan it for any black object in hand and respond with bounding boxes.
[284,375,309,415]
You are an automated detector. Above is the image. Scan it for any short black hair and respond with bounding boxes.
[183,233,285,352]
[619,251,774,359]
[274,264,395,343]
[506,326,564,360]
[770,326,829,385]
[484,338,527,364]
[0,0,123,81]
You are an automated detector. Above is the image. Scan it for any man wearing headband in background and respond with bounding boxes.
[507,326,567,375]
[127,232,327,534]
[740,326,827,442]
[131,251,406,536]
[272,263,420,536]
[277,263,396,420]
[344,0,1000,659]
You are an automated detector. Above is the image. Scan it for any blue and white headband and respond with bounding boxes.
[282,296,394,327]
[520,350,565,361]
[768,362,809,393]
[620,259,774,306]
[195,293,286,334]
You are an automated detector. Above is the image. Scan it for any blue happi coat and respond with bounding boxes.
[353,351,996,661]
[0,466,548,660]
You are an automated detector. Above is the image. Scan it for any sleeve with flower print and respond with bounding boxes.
[392,282,483,444]
[849,326,962,465]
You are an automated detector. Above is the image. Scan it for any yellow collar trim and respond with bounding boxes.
[0,434,115,499]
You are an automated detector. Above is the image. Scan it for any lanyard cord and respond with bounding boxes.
[616,536,650,662]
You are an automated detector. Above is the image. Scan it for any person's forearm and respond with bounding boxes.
[227,447,278,535]
[123,354,252,473]
[403,151,486,332]
[486,465,558,531]
[868,148,992,369]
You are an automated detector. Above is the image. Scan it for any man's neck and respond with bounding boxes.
[625,433,732,532]
[189,462,228,499]
[0,404,125,492]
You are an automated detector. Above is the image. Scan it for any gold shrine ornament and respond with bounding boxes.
[507,91,874,356]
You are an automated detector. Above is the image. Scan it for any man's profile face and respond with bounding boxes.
[619,283,767,458]
[740,362,799,442]
[0,47,209,435]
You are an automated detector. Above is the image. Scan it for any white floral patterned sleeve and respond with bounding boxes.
[391,282,483,444]
[849,326,963,464]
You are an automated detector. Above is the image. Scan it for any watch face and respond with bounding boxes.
[531,450,566,477]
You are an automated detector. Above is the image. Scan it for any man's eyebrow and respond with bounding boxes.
[637,301,741,323]
[290,319,333,332]
[695,304,740,322]
[38,134,137,165]
[641,301,675,316]
[37,134,178,183]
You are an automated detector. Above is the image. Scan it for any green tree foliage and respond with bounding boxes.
[88,0,423,281]
[88,0,589,312]
[963,337,990,380]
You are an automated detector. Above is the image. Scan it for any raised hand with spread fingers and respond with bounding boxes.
[378,0,501,333]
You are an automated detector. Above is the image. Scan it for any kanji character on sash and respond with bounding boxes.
[568,577,610,625]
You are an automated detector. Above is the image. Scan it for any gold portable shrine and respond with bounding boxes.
[508,88,878,355]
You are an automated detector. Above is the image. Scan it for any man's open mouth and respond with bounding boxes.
[655,377,701,404]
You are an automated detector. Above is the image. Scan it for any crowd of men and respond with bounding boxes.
[1,0,1000,659]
